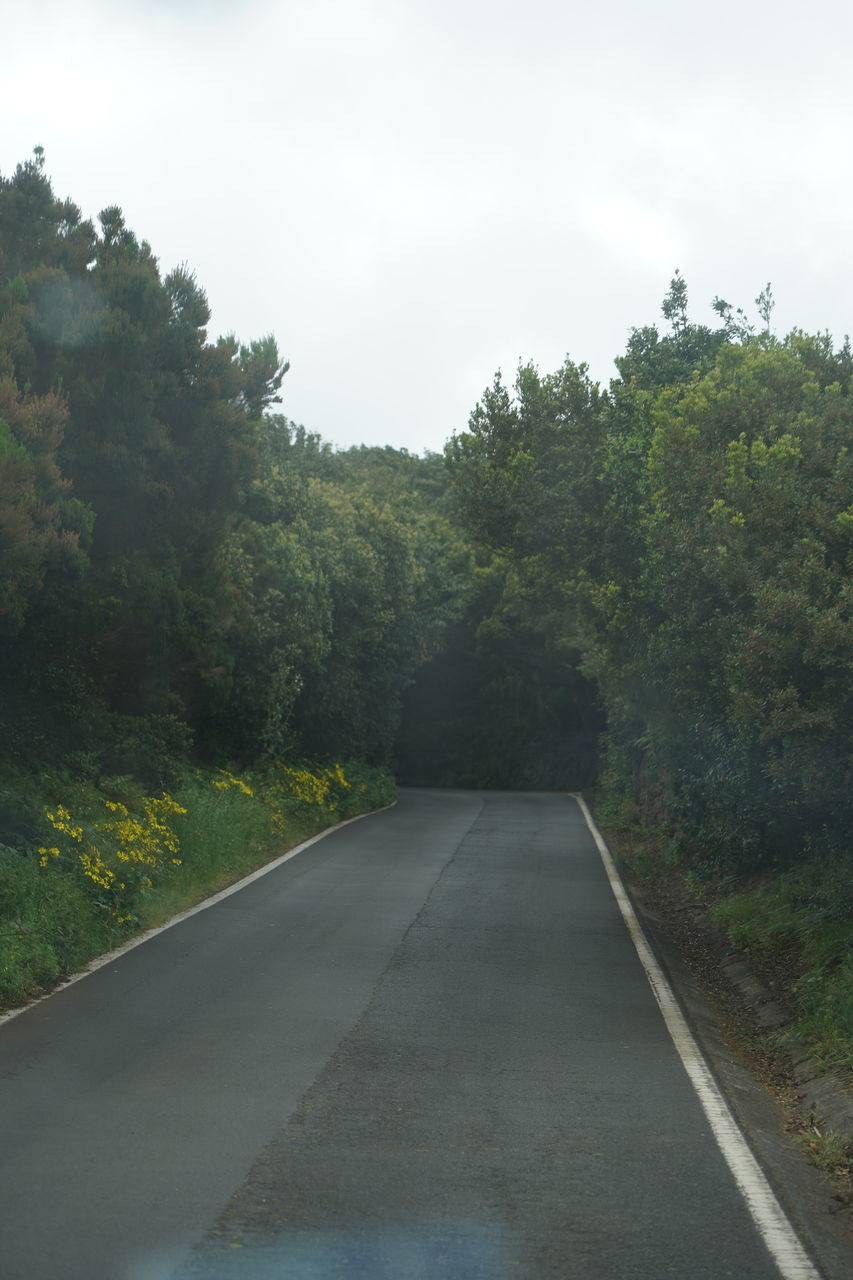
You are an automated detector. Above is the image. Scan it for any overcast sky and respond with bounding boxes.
[4,0,853,452]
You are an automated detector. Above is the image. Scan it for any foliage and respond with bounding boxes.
[0,378,90,635]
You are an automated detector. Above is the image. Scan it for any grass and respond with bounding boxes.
[794,1123,853,1181]
[710,860,853,1075]
[0,842,95,1000]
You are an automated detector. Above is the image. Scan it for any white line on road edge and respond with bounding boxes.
[572,793,820,1280]
[0,803,395,1031]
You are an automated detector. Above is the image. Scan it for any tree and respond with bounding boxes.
[0,379,90,636]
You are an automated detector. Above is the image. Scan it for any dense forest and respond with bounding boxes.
[1,152,850,1066]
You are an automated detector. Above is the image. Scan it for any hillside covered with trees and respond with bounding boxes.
[1,152,850,1070]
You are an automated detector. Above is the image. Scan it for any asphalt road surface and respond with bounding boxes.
[0,790,815,1278]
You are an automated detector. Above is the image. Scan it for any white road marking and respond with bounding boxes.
[573,793,820,1280]
[0,804,393,1030]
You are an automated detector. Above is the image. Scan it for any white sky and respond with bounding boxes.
[4,0,853,453]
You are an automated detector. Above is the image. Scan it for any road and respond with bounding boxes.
[0,790,817,1278]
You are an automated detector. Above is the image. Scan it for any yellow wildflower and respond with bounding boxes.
[214,771,254,797]
[46,807,84,842]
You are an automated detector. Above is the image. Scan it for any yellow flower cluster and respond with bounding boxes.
[78,849,115,891]
[277,763,350,807]
[43,792,187,913]
[281,767,331,807]
[99,795,187,880]
[45,805,83,843]
[329,763,350,791]
[212,770,254,797]
[267,763,351,835]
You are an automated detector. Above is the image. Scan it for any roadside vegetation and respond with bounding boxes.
[0,760,393,1006]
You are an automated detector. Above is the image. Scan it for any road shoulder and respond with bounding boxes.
[595,809,853,1280]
